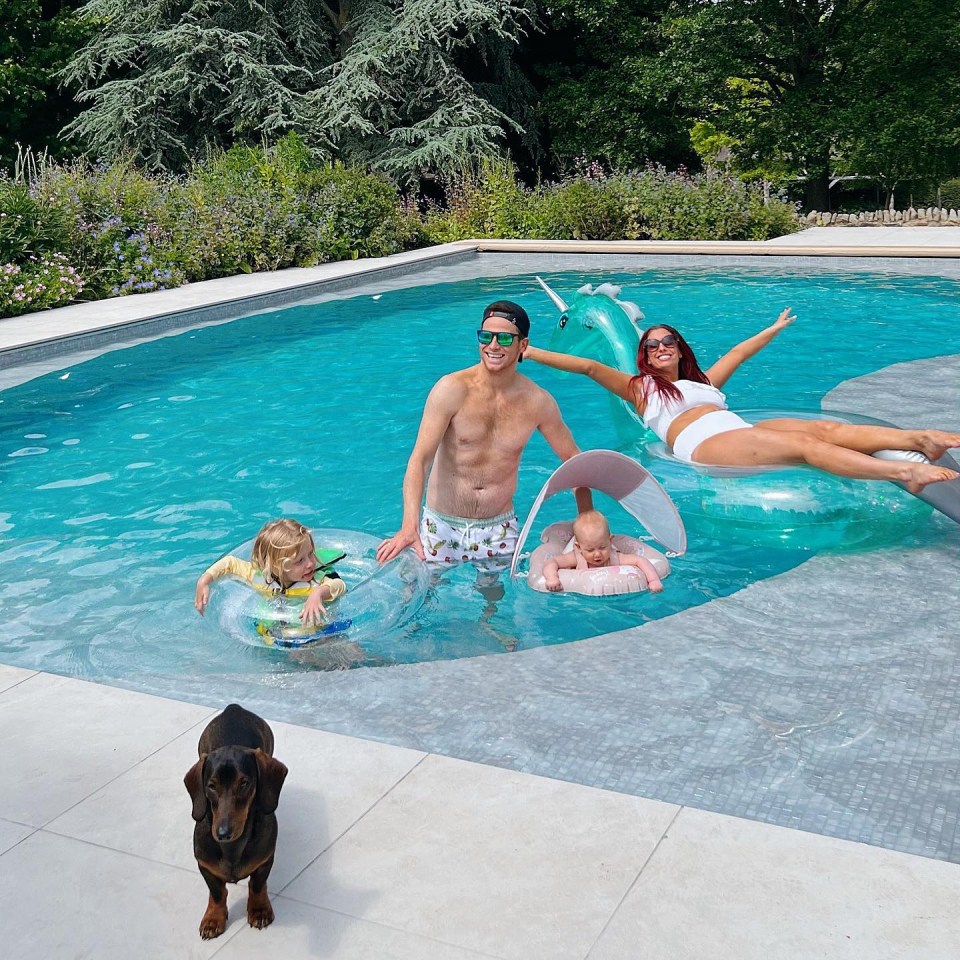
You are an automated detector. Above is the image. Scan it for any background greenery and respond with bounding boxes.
[3,0,959,316]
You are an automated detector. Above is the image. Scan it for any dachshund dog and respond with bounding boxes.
[183,704,288,939]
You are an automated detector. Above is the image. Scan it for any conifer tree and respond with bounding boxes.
[62,0,534,177]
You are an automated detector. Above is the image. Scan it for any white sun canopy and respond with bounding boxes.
[510,449,687,578]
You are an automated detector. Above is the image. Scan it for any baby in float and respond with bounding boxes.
[542,510,664,593]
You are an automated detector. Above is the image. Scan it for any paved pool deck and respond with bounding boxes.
[3,230,960,958]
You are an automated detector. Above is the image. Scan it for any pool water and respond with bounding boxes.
[1,267,959,683]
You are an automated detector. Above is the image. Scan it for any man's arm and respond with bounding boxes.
[536,390,594,514]
[377,377,462,563]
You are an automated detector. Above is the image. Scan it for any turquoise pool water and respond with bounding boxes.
[1,267,959,682]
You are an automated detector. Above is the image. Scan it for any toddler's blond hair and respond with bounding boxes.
[251,518,315,588]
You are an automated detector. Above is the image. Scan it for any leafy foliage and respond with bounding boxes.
[62,0,537,180]
[833,0,960,199]
[422,160,800,243]
[0,1,90,165]
[663,0,960,209]
[0,138,423,315]
[521,0,694,173]
[0,182,70,261]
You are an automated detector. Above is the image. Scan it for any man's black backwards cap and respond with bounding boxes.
[482,300,530,338]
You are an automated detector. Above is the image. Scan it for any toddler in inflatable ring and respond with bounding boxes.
[542,510,664,593]
[194,518,347,627]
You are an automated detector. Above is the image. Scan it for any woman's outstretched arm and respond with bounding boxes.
[705,308,796,388]
[524,345,637,405]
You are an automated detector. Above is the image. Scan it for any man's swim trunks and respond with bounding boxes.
[419,507,519,565]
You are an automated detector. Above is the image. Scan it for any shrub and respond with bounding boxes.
[0,182,70,261]
[621,167,800,241]
[35,157,183,297]
[423,161,534,242]
[169,143,417,279]
[296,166,420,263]
[530,178,632,240]
[938,178,960,209]
[423,162,800,242]
[0,253,85,317]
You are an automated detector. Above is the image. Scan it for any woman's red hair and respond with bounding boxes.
[629,324,710,409]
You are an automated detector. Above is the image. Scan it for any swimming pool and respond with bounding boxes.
[3,255,960,863]
[2,265,959,676]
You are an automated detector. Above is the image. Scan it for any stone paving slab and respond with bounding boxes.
[0,672,211,826]
[283,753,679,960]
[767,225,960,247]
[590,807,960,960]
[3,674,959,960]
[46,708,427,883]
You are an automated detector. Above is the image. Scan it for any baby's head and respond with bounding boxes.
[572,510,613,568]
[251,519,317,588]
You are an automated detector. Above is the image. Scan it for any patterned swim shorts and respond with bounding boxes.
[419,507,519,567]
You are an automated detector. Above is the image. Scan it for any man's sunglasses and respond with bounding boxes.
[477,330,522,346]
[643,333,679,351]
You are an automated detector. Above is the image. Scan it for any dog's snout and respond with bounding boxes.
[215,822,233,841]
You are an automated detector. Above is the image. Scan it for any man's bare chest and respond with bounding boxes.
[446,399,535,454]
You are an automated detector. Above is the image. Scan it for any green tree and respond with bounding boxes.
[62,0,536,179]
[834,0,960,206]
[524,0,695,172]
[665,0,960,210]
[0,0,89,166]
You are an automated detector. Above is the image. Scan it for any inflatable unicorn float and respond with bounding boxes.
[513,277,960,559]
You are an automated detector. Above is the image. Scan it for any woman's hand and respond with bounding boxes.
[771,307,796,333]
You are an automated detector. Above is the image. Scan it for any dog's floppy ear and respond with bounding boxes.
[184,755,209,822]
[254,749,288,814]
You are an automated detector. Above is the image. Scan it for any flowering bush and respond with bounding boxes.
[423,161,801,242]
[620,166,800,241]
[0,182,70,261]
[168,142,421,279]
[0,253,85,316]
[423,161,534,242]
[33,158,185,297]
[0,142,801,319]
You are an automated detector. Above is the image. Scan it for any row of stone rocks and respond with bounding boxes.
[805,208,960,225]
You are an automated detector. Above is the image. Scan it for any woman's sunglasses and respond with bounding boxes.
[477,330,521,346]
[643,333,679,351]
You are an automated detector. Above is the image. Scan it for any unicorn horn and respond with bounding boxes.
[536,276,569,312]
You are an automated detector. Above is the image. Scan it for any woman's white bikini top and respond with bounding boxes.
[641,378,728,441]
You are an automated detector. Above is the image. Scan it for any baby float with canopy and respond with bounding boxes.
[511,449,687,596]
[536,277,960,548]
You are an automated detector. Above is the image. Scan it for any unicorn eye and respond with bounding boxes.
[558,314,568,329]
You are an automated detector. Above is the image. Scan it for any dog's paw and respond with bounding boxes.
[199,905,228,939]
[247,900,273,930]
[247,889,273,930]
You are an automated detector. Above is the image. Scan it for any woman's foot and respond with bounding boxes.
[910,430,960,461]
[900,462,960,494]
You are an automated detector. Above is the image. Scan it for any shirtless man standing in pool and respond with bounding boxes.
[376,300,591,567]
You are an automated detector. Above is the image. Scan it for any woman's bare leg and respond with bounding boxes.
[755,418,960,460]
[692,427,960,493]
